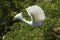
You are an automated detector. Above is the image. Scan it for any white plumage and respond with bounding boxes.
[13,5,45,26]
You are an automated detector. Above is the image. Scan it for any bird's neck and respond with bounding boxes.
[22,18,33,25]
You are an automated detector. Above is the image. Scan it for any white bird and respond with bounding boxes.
[13,5,45,26]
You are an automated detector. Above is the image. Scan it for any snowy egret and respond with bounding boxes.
[13,5,45,26]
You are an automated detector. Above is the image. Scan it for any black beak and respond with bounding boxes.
[12,17,15,20]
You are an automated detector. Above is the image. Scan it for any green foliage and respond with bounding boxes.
[0,0,60,40]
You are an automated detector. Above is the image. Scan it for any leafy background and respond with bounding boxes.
[0,0,60,40]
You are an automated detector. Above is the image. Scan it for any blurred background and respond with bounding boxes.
[0,0,60,40]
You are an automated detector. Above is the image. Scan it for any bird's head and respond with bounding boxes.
[13,12,23,20]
